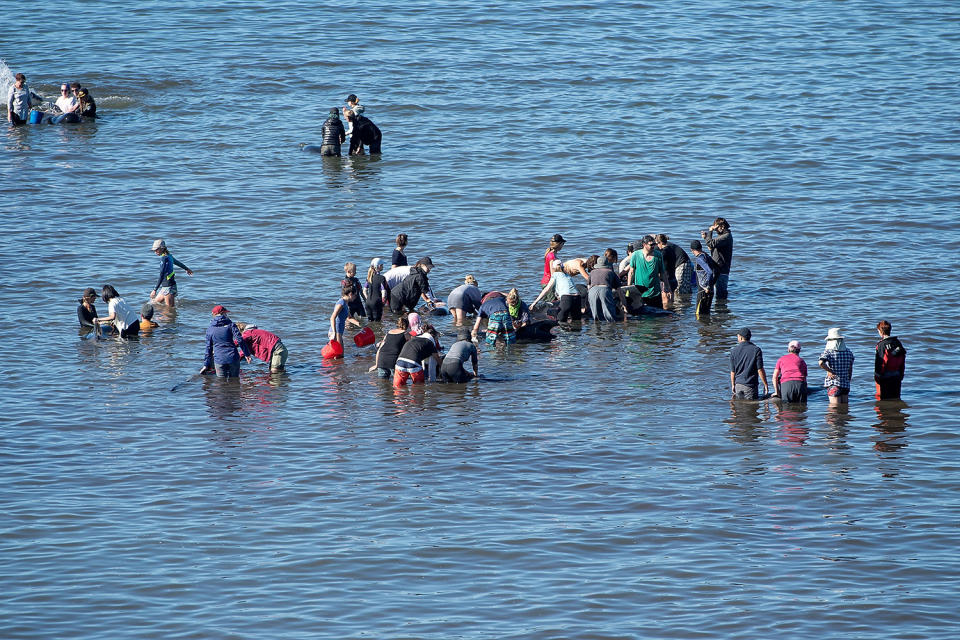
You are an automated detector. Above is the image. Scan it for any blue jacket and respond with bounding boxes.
[204,315,250,367]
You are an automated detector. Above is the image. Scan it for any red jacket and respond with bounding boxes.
[241,328,281,362]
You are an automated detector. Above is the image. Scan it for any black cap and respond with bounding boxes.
[551,233,566,244]
[737,327,752,340]
[329,107,339,116]
[417,256,434,267]
[690,239,702,251]
[345,94,358,103]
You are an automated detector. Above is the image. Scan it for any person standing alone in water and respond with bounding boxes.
[150,239,193,307]
[319,108,346,156]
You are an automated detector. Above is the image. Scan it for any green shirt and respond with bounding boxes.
[629,250,663,298]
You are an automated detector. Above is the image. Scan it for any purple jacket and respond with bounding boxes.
[204,315,251,367]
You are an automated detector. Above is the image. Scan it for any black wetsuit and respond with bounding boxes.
[320,116,346,156]
[390,267,430,315]
[349,115,382,155]
[365,272,388,321]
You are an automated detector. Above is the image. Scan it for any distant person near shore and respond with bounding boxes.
[819,327,854,405]
[730,327,768,400]
[702,217,732,300]
[874,320,905,400]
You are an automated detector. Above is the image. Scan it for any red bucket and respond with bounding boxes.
[353,326,375,347]
[321,340,344,359]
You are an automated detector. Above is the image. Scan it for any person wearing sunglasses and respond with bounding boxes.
[55,83,79,115]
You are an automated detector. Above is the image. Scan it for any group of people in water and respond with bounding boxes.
[76,217,907,401]
[6,72,97,125]
[305,93,383,156]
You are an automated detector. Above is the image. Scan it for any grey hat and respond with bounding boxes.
[596,256,610,268]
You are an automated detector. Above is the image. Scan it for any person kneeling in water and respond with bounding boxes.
[441,328,479,383]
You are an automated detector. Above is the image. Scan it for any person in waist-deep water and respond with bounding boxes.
[344,107,382,155]
[819,327,855,405]
[390,257,437,315]
[330,285,362,346]
[139,303,160,333]
[55,82,79,115]
[531,260,581,322]
[77,287,99,328]
[447,274,483,326]
[343,93,365,137]
[655,233,692,295]
[7,72,43,125]
[150,239,193,307]
[627,235,672,309]
[874,319,906,400]
[690,240,718,317]
[201,305,252,378]
[364,257,389,322]
[94,285,140,338]
[472,292,516,344]
[234,322,288,374]
[76,86,96,118]
[563,255,598,282]
[772,340,808,403]
[393,320,442,387]
[369,315,411,378]
[587,254,621,322]
[702,216,733,300]
[341,262,367,318]
[319,107,346,156]
[730,327,768,400]
[441,328,479,383]
[392,233,408,268]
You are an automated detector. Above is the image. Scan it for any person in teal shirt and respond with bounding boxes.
[627,235,672,309]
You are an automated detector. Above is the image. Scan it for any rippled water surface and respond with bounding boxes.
[3,1,959,638]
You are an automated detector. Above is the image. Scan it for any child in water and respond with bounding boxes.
[330,285,362,346]
[341,262,366,318]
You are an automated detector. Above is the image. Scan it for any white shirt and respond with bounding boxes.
[108,297,139,331]
[384,266,413,289]
[56,95,77,114]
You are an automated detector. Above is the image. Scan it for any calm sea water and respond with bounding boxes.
[3,1,959,638]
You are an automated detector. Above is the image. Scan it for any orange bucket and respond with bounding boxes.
[321,340,344,359]
[353,326,375,347]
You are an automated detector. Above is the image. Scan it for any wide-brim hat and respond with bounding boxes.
[825,328,844,340]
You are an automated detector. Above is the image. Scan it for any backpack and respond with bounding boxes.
[878,339,906,376]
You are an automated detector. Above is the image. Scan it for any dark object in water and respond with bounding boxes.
[418,304,449,317]
[517,319,555,342]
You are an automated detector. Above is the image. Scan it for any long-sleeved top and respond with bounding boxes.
[321,116,345,145]
[204,315,251,367]
[819,347,855,389]
[706,230,733,275]
[393,267,431,307]
[240,327,282,363]
[693,253,717,290]
[875,337,906,380]
[7,84,42,121]
[155,252,190,291]
[77,303,98,327]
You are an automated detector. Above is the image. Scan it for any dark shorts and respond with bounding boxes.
[779,380,807,403]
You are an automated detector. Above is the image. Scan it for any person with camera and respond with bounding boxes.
[701,217,733,300]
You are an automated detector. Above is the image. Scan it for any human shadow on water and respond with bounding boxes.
[725,397,771,444]
[317,151,383,191]
[823,403,852,452]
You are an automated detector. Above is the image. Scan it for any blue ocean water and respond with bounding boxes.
[2,2,959,638]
